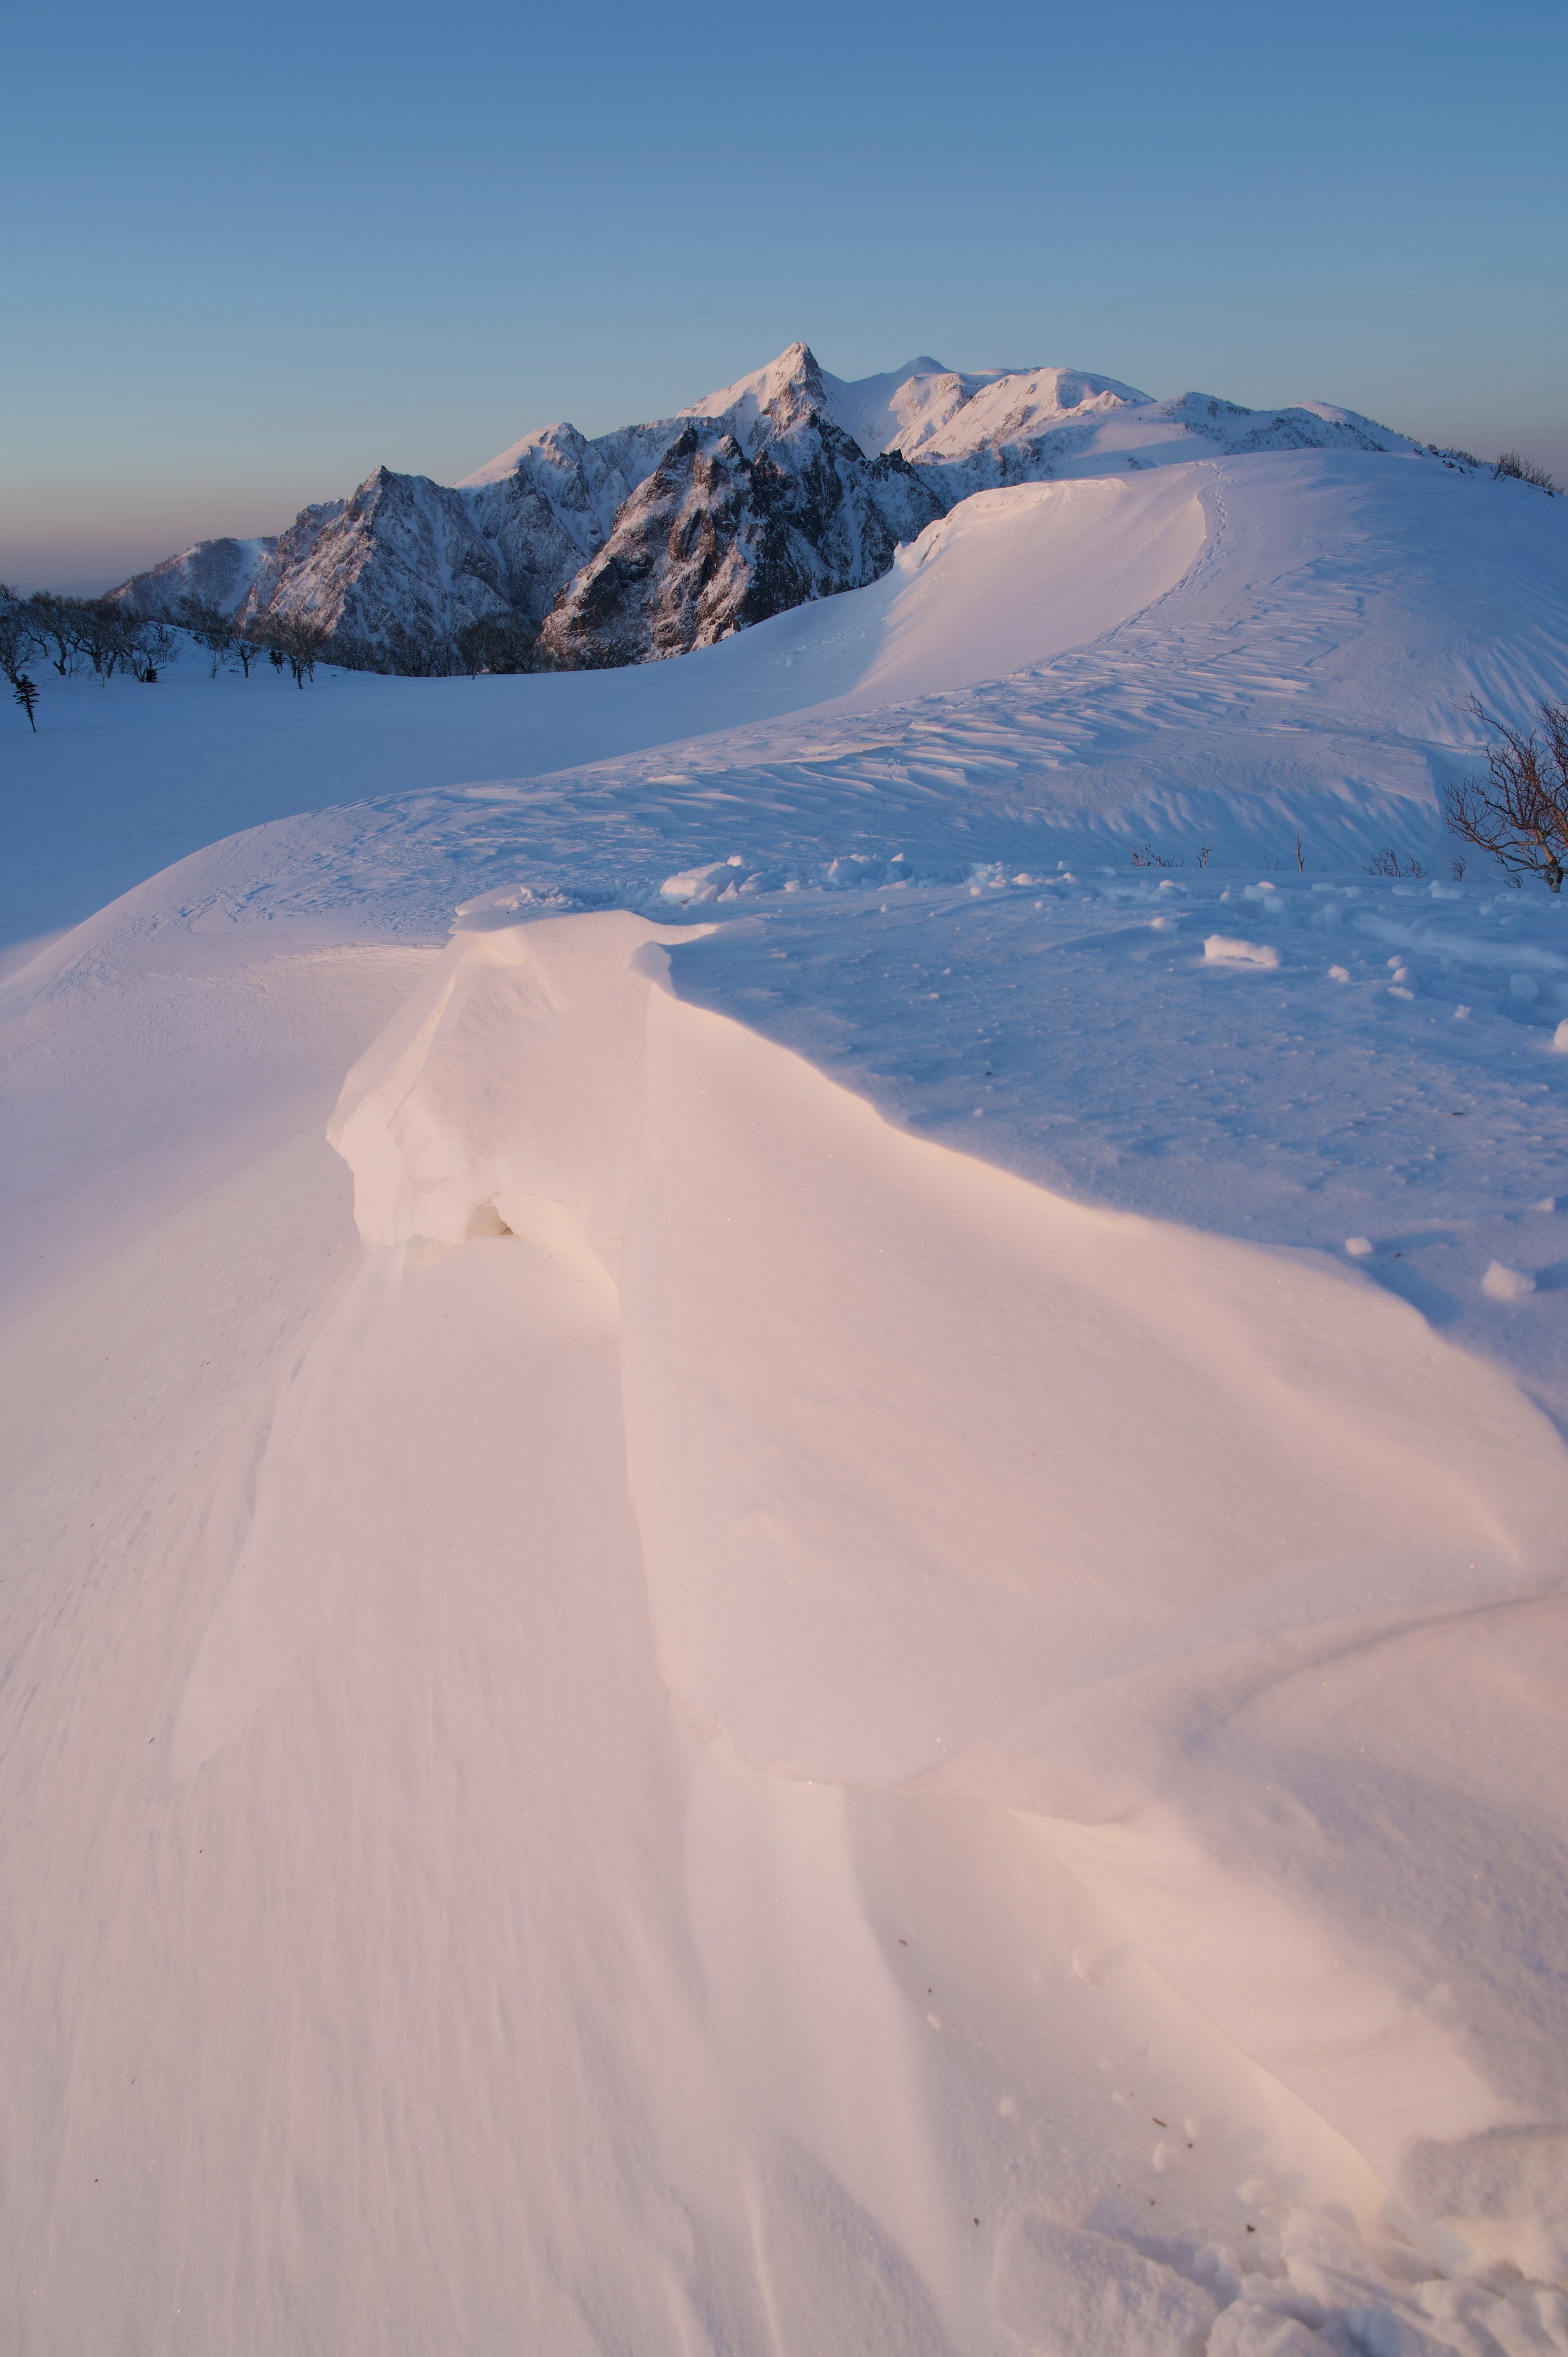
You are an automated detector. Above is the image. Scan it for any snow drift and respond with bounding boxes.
[323,910,1568,2270]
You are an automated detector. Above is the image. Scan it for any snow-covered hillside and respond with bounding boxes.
[108,341,1450,676]
[5,439,1568,2355]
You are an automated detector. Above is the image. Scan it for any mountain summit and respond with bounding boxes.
[113,343,1419,674]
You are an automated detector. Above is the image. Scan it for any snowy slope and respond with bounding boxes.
[6,437,1568,2353]
[114,529,276,615]
[31,450,1561,952]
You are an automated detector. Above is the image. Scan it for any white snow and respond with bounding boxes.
[460,346,1419,508]
[679,350,1156,462]
[5,425,1568,2353]
[1204,934,1282,967]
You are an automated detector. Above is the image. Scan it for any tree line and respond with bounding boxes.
[0,586,545,729]
[0,587,334,729]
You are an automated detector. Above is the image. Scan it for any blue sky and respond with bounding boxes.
[5,0,1564,589]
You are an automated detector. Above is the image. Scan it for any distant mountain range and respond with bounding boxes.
[111,343,1430,674]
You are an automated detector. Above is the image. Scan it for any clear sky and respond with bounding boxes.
[5,0,1564,591]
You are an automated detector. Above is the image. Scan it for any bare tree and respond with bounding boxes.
[457,612,534,676]
[1,589,45,727]
[126,616,179,681]
[177,594,235,677]
[259,613,328,687]
[1442,696,1568,891]
[24,591,84,676]
[231,626,264,678]
[0,589,42,674]
[70,599,132,680]
[1493,452,1557,495]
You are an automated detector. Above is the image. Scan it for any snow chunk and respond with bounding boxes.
[1206,2306,1323,2356]
[993,2214,1216,2357]
[1345,1238,1374,1258]
[1205,935,1282,968]
[1482,1261,1536,1300]
[660,856,746,905]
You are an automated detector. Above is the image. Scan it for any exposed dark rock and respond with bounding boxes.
[536,391,945,669]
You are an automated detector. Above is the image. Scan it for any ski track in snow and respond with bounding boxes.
[4,446,1568,2355]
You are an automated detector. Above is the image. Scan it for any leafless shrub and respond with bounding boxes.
[1442,696,1568,892]
[1364,846,1426,879]
[1493,452,1557,495]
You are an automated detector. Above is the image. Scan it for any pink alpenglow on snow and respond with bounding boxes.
[6,395,1568,2354]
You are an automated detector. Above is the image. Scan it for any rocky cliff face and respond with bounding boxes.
[536,384,944,669]
[111,342,1423,674]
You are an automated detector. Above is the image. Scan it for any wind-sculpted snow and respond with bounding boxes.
[326,916,1568,2223]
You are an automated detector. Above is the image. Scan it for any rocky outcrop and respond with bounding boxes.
[535,395,944,669]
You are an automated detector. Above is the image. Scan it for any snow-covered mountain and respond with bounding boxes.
[112,341,1430,673]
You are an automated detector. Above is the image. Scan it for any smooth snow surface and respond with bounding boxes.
[6,439,1568,2354]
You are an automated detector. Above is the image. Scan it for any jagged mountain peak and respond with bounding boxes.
[676,342,833,451]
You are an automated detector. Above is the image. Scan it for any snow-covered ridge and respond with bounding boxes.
[109,341,1437,676]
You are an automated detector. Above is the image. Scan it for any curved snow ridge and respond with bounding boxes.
[848,470,1209,708]
[327,910,1568,2267]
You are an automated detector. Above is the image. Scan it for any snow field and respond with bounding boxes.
[4,436,1568,2351]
